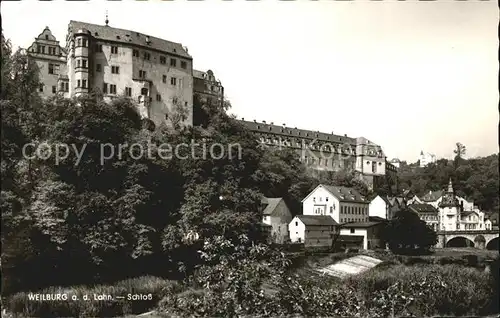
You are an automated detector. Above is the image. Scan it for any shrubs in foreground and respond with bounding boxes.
[156,237,498,317]
[347,264,495,317]
[5,239,498,318]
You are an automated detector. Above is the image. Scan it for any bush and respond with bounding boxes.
[346,264,494,317]
[6,276,179,317]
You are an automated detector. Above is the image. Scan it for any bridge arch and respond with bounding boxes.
[446,236,475,248]
[474,235,486,249]
[486,237,499,250]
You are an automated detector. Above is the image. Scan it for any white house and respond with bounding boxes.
[369,195,405,220]
[485,219,493,230]
[288,215,338,247]
[261,197,293,244]
[302,184,369,224]
[339,221,385,250]
[419,151,437,167]
[438,179,489,231]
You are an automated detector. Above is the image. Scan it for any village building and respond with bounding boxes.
[438,179,488,231]
[369,195,405,220]
[338,221,386,250]
[288,215,338,247]
[301,184,369,224]
[261,197,293,244]
[408,203,440,231]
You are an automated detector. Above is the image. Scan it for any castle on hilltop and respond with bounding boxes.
[26,19,393,188]
[26,19,223,128]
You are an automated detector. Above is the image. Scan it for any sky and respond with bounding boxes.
[2,0,498,162]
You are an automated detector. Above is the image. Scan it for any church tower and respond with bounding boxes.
[438,179,462,231]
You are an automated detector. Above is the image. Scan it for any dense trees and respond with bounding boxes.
[382,209,438,254]
[1,31,498,301]
[396,151,499,214]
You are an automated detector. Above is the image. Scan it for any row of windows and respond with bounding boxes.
[35,45,58,55]
[342,218,369,224]
[76,79,88,89]
[39,83,69,93]
[341,206,368,215]
[76,38,89,48]
[258,136,356,154]
[102,83,187,105]
[76,59,88,69]
[302,157,353,168]
[92,43,189,70]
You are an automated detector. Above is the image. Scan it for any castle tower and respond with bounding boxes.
[71,28,91,96]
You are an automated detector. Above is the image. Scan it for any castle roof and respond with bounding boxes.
[237,119,357,146]
[67,20,192,59]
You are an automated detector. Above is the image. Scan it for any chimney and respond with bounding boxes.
[242,117,245,121]
[270,122,274,125]
[253,119,256,123]
[263,120,266,124]
[344,134,347,137]
[282,123,286,127]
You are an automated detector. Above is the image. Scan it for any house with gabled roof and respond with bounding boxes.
[288,215,338,247]
[369,195,406,220]
[261,197,293,244]
[339,221,386,250]
[301,184,369,224]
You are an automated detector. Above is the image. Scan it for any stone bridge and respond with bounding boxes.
[436,230,499,249]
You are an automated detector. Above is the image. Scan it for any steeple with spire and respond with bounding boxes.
[439,178,459,208]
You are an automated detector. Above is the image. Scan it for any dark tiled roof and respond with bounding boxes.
[262,197,283,216]
[297,215,338,226]
[461,210,479,217]
[236,120,357,146]
[369,216,388,223]
[421,190,443,202]
[340,221,383,228]
[68,20,191,59]
[408,203,438,214]
[322,185,367,204]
